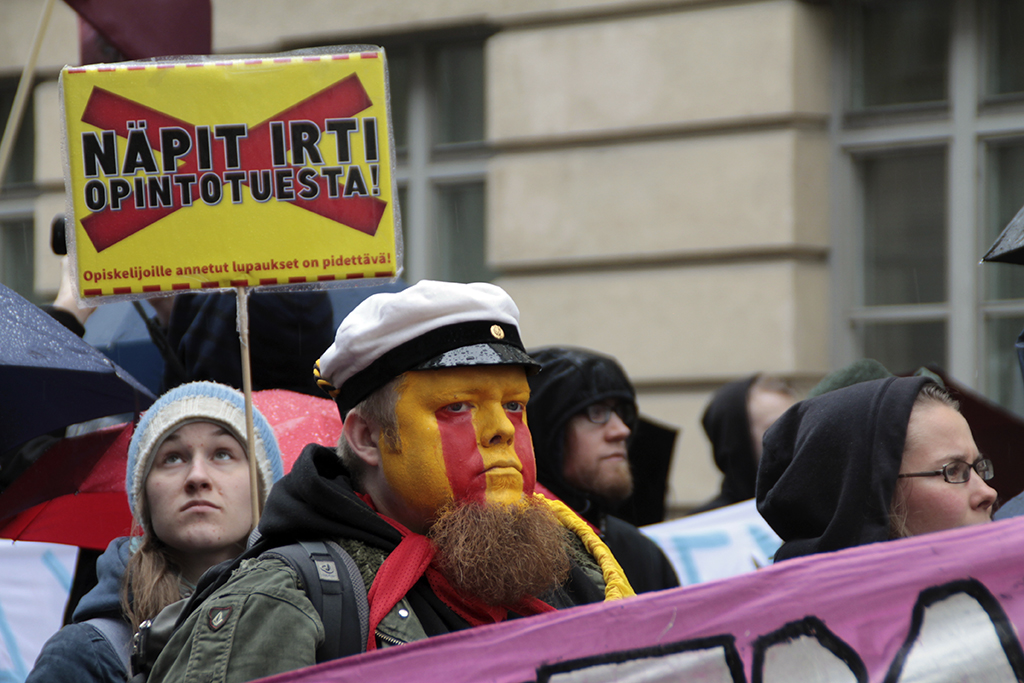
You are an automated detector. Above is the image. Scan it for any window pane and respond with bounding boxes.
[984,140,1024,300]
[387,49,410,152]
[986,0,1024,97]
[1,217,35,300]
[985,316,1024,416]
[0,79,35,188]
[862,148,947,306]
[854,0,950,108]
[432,42,484,145]
[860,320,946,375]
[434,182,491,283]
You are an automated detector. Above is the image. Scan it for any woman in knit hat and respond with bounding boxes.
[27,381,284,683]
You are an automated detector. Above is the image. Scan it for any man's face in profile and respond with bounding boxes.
[377,365,535,532]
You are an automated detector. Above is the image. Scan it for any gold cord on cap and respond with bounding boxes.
[313,359,340,398]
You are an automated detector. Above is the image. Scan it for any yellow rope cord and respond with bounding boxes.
[535,493,635,601]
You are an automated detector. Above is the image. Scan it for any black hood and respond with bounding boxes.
[258,443,401,551]
[697,375,759,510]
[756,375,932,561]
[526,347,636,519]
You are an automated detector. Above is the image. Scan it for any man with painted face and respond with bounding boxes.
[149,281,633,683]
[527,347,679,594]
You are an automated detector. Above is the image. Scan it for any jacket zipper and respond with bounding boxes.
[374,629,406,647]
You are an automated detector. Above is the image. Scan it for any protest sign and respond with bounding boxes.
[60,47,399,301]
[641,499,782,586]
[258,516,1024,683]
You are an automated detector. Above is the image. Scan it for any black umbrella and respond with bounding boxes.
[0,284,155,454]
[982,203,1024,264]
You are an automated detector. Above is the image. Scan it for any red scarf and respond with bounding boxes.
[358,494,556,651]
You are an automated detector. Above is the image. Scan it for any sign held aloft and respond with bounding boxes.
[60,46,401,301]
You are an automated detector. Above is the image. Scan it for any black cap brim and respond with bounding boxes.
[416,342,541,373]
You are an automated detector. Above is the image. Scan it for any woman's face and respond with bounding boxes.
[145,421,253,568]
[895,402,996,536]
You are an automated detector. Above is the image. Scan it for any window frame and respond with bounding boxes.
[386,36,493,283]
[830,0,1024,409]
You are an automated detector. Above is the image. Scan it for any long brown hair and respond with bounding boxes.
[119,502,185,632]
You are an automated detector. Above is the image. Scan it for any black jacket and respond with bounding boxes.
[527,347,679,593]
[164,291,333,396]
[756,376,932,561]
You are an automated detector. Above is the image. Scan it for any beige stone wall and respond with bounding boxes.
[0,0,78,74]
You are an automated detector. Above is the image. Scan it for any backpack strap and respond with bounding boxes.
[262,540,368,660]
[85,617,132,674]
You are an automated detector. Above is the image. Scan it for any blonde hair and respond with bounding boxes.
[888,382,960,539]
[337,375,403,490]
[120,504,188,632]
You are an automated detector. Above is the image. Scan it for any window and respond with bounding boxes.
[385,38,492,283]
[0,77,35,189]
[0,78,37,300]
[833,0,1024,415]
[0,214,35,301]
[851,0,950,110]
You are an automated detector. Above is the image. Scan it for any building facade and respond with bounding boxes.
[2,0,1019,513]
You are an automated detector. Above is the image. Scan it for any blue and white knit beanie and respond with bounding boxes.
[126,381,285,522]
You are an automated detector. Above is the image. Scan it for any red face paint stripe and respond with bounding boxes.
[436,411,487,505]
[511,413,536,495]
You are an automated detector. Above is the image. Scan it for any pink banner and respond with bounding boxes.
[254,515,1024,683]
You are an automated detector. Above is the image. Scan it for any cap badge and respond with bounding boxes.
[490,325,505,340]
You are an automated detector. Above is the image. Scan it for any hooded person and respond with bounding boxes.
[757,376,997,562]
[689,374,796,515]
[26,382,284,683]
[527,347,678,593]
[149,281,633,683]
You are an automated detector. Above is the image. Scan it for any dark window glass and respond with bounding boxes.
[1,217,35,300]
[434,182,491,282]
[985,316,1024,416]
[984,141,1024,300]
[860,320,946,375]
[0,79,35,188]
[387,49,410,152]
[854,0,950,108]
[432,42,484,145]
[862,148,947,306]
[987,0,1024,96]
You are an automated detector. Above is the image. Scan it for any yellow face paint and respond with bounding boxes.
[379,366,535,531]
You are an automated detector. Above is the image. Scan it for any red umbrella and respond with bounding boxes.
[252,389,343,469]
[0,422,134,550]
[0,390,341,549]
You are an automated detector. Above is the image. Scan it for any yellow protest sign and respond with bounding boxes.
[60,47,399,300]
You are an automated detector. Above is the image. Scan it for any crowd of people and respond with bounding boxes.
[18,278,1004,683]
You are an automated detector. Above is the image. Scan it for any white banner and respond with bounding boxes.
[0,542,76,683]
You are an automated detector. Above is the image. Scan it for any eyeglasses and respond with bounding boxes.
[582,402,636,426]
[897,458,994,484]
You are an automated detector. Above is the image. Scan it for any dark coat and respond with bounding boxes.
[164,291,333,396]
[756,376,932,561]
[527,347,679,593]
